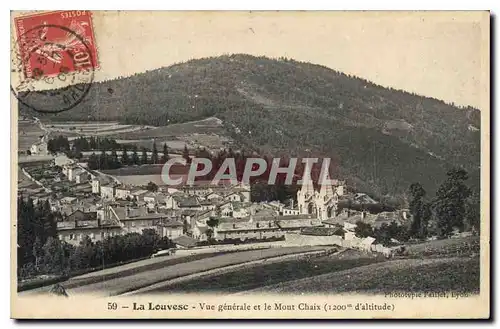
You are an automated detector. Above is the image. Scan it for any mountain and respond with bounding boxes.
[20,54,481,201]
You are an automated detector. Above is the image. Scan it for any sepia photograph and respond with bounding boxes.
[10,10,490,319]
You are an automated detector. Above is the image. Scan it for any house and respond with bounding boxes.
[231,202,252,218]
[168,195,203,211]
[172,235,198,249]
[352,193,378,205]
[30,141,48,155]
[360,236,377,251]
[199,199,216,211]
[281,207,300,216]
[214,214,321,241]
[53,154,73,167]
[91,178,101,194]
[217,201,233,217]
[131,189,149,202]
[60,196,77,204]
[181,185,213,197]
[165,193,183,209]
[143,191,166,205]
[100,184,116,200]
[65,209,97,223]
[74,170,90,184]
[224,191,243,202]
[192,223,209,241]
[62,164,78,181]
[205,192,223,201]
[57,211,122,246]
[115,186,133,200]
[57,222,122,246]
[108,205,183,237]
[157,219,184,239]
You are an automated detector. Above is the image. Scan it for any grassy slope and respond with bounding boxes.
[147,237,480,295]
[247,257,479,294]
[150,250,386,294]
[22,54,480,198]
[247,237,480,294]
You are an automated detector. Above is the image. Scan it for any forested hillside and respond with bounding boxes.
[21,54,481,200]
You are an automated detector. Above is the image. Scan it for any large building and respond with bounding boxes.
[297,179,345,220]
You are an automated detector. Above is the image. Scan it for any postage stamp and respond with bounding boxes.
[11,10,97,113]
[10,11,490,320]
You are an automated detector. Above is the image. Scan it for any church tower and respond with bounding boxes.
[297,178,315,215]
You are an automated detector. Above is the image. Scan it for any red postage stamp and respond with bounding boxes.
[14,10,98,79]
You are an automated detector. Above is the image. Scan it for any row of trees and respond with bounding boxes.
[354,221,409,246]
[17,197,59,271]
[47,136,122,154]
[408,168,480,238]
[19,226,174,280]
[86,142,170,170]
[353,168,480,245]
[18,196,175,280]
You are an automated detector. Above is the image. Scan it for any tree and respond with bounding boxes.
[99,151,108,169]
[433,168,471,237]
[88,152,98,170]
[146,181,158,192]
[206,217,220,242]
[465,192,480,234]
[182,145,191,164]
[32,236,43,271]
[121,145,129,165]
[110,149,120,169]
[161,143,169,163]
[408,183,427,239]
[141,147,148,165]
[183,218,190,234]
[42,237,67,274]
[354,221,373,238]
[207,216,220,229]
[151,141,159,164]
[131,149,140,165]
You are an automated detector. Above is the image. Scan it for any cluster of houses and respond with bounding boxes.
[20,154,408,253]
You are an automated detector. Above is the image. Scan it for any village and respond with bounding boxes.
[18,123,411,257]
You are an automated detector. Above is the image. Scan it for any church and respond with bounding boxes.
[297,179,345,220]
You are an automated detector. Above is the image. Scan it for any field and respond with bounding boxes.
[18,120,45,151]
[99,163,187,186]
[142,236,481,295]
[243,236,480,295]
[43,121,150,138]
[109,117,234,152]
[246,257,479,295]
[41,117,235,153]
[153,249,385,294]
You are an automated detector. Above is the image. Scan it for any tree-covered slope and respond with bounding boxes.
[21,54,481,199]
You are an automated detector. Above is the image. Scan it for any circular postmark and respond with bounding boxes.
[11,23,95,114]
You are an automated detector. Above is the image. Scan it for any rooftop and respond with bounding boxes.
[173,235,198,248]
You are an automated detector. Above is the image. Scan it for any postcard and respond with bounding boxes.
[10,10,490,319]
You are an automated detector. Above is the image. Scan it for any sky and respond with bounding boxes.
[13,11,489,110]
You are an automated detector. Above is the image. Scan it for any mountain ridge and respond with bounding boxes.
[20,54,481,200]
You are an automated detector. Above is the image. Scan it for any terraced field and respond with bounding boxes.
[18,120,44,151]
